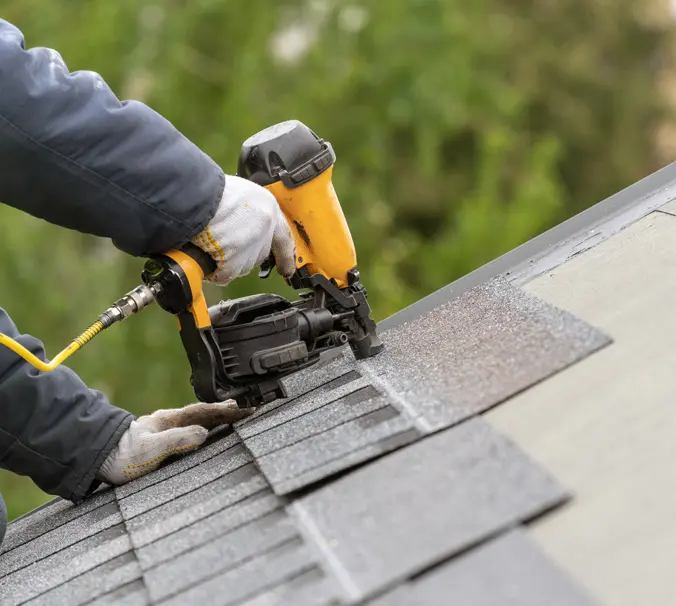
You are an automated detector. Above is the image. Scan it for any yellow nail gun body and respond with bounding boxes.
[0,120,383,408]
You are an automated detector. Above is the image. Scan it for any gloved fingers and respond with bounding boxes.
[150,425,209,451]
[193,175,297,285]
[128,425,207,480]
[98,425,208,485]
[142,424,208,462]
[181,401,255,429]
[271,209,297,278]
[205,266,236,286]
[151,400,255,432]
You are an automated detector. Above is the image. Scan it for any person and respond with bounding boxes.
[0,18,297,542]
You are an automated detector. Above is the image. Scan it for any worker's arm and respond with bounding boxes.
[0,19,295,277]
[0,21,295,501]
[0,18,222,257]
[0,307,253,501]
[0,308,132,502]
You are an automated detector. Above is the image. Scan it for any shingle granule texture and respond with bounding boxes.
[370,529,597,606]
[234,278,609,495]
[0,276,609,605]
[290,418,568,602]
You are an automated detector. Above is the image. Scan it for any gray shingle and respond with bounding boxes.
[159,539,319,606]
[0,501,121,578]
[359,278,610,431]
[115,431,240,499]
[245,386,390,457]
[145,510,299,601]
[276,428,422,496]
[658,199,676,216]
[117,442,252,519]
[87,580,149,606]
[290,418,568,602]
[235,358,360,429]
[238,568,341,606]
[281,356,359,400]
[1,488,115,555]
[256,408,420,494]
[235,278,609,497]
[136,491,283,569]
[369,530,596,606]
[23,552,142,606]
[0,278,610,605]
[237,376,372,441]
[126,462,269,547]
[0,524,132,605]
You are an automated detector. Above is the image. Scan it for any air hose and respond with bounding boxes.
[0,284,158,372]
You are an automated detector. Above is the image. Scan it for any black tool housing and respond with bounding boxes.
[208,289,354,408]
[237,119,335,189]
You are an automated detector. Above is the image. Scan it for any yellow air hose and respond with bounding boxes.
[0,320,105,372]
[0,283,157,372]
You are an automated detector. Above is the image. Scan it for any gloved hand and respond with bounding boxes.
[96,401,253,485]
[192,175,297,285]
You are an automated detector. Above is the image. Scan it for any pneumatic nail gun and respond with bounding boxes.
[0,120,384,408]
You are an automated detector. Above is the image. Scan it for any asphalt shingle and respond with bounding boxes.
[116,442,252,519]
[278,428,423,496]
[114,431,241,499]
[23,552,142,606]
[0,487,115,555]
[238,568,341,606]
[0,266,611,605]
[0,501,121,578]
[0,524,132,605]
[290,418,568,602]
[235,358,360,429]
[369,530,596,606]
[236,278,609,496]
[145,510,300,601]
[257,408,420,495]
[136,490,283,569]
[280,359,361,402]
[244,386,390,457]
[125,461,269,547]
[159,538,320,606]
[88,580,149,606]
[356,278,610,431]
[237,376,374,441]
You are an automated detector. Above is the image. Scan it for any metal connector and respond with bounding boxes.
[98,283,161,327]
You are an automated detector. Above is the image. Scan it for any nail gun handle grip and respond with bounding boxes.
[179,242,218,278]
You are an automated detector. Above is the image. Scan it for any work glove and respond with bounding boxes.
[192,175,297,285]
[96,401,253,485]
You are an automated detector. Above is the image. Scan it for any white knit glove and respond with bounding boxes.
[96,401,253,485]
[192,175,296,285]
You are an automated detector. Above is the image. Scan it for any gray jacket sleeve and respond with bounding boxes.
[0,19,223,502]
[0,19,224,256]
[0,308,133,502]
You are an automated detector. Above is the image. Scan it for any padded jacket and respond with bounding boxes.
[0,19,224,502]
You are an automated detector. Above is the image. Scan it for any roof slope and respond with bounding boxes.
[484,203,676,605]
[234,279,607,496]
[9,155,675,605]
[0,275,607,605]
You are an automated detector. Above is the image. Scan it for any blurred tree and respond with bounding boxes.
[0,0,672,519]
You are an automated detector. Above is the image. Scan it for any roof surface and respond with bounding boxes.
[5,161,676,605]
[485,203,676,606]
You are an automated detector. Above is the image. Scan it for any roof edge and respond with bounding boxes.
[380,160,676,331]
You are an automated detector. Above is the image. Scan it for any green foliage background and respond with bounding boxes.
[0,0,673,520]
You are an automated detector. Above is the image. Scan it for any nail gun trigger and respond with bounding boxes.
[258,253,276,279]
